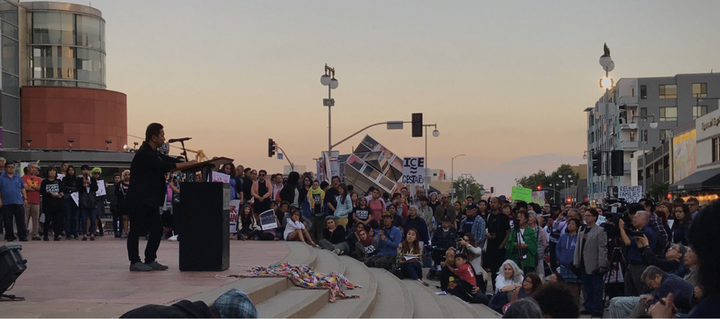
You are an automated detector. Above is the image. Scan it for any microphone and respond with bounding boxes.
[168,137,191,143]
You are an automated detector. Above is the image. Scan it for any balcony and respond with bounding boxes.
[620,123,636,131]
[620,140,638,150]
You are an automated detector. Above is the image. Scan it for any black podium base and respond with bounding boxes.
[178,182,230,271]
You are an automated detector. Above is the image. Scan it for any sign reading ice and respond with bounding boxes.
[402,157,425,185]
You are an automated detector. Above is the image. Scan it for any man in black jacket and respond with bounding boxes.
[126,123,197,272]
[428,217,457,279]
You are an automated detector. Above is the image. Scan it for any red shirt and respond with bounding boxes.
[453,263,476,287]
[22,175,42,205]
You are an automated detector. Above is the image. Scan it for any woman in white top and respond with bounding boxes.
[458,233,491,291]
[284,210,317,247]
[495,259,524,300]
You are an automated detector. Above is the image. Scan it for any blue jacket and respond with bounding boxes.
[0,174,24,205]
[334,194,353,219]
[460,215,487,246]
[377,226,402,257]
[556,232,578,268]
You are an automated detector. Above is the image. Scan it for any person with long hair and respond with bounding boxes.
[220,163,237,200]
[397,228,429,286]
[506,209,537,275]
[298,175,313,218]
[354,228,378,262]
[352,196,370,231]
[511,273,542,303]
[279,171,300,208]
[319,217,350,255]
[284,209,317,247]
[555,218,581,300]
[115,170,131,238]
[671,204,691,245]
[236,204,262,240]
[62,165,80,240]
[457,233,487,289]
[333,184,352,228]
[491,259,524,309]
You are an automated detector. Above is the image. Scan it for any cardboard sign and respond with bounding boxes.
[229,199,241,232]
[618,186,643,204]
[96,180,107,197]
[212,171,230,183]
[259,209,278,230]
[402,157,425,185]
[532,191,545,205]
[511,186,533,203]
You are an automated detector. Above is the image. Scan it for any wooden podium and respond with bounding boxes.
[177,157,233,271]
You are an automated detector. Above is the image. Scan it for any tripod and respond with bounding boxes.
[603,237,627,303]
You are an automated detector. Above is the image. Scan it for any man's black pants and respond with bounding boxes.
[127,203,163,264]
[2,204,27,240]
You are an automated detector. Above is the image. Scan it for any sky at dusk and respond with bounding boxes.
[50,0,720,195]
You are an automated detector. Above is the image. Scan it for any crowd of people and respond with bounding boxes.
[2,143,719,317]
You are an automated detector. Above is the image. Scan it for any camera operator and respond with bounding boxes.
[619,209,657,296]
[639,198,669,256]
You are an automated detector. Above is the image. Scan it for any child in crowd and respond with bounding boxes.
[451,253,488,304]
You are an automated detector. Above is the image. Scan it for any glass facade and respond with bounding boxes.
[28,8,105,89]
[1,0,20,148]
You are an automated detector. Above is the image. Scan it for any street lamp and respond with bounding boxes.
[598,43,615,199]
[25,139,32,148]
[423,124,439,194]
[321,64,339,158]
[451,154,466,203]
[68,138,74,151]
[105,139,112,151]
[628,114,658,197]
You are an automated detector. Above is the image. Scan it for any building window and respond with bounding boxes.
[713,138,720,162]
[659,84,677,99]
[693,106,708,119]
[640,85,647,99]
[660,130,672,141]
[629,131,636,142]
[642,130,648,143]
[640,107,647,118]
[631,87,635,97]
[693,83,707,98]
[659,107,677,121]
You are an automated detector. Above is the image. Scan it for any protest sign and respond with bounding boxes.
[618,186,642,203]
[511,186,533,203]
[229,199,241,232]
[212,171,230,183]
[259,209,278,230]
[402,157,425,185]
[532,191,545,205]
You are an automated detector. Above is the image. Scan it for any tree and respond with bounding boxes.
[647,182,669,202]
[452,176,484,204]
[516,164,581,204]
[515,170,548,189]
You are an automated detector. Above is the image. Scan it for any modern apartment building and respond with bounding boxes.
[586,73,720,201]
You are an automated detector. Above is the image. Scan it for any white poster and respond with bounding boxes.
[71,192,79,207]
[96,180,107,196]
[259,209,278,230]
[212,171,230,183]
[618,186,643,204]
[229,199,241,233]
[402,157,425,185]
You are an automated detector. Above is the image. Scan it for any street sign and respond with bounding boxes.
[323,98,335,106]
[402,157,425,185]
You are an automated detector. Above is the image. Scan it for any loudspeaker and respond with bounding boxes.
[0,244,26,295]
[179,182,230,271]
[611,150,625,176]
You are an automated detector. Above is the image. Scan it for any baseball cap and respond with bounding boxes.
[382,211,394,218]
[466,203,479,210]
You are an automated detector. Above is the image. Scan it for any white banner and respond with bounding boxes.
[229,199,241,233]
[402,157,425,185]
[212,171,230,183]
[618,186,643,204]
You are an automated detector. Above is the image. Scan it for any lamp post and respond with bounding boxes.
[599,43,615,199]
[105,139,112,151]
[561,175,574,204]
[423,124,439,195]
[320,64,339,158]
[628,115,658,197]
[451,154,466,203]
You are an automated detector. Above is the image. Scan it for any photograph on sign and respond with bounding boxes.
[259,209,278,230]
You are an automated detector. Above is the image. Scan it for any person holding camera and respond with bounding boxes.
[573,208,607,317]
[505,206,537,275]
[620,210,657,296]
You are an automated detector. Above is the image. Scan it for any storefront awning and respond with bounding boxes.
[670,167,720,192]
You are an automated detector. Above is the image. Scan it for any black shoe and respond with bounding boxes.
[90,236,95,241]
[580,310,591,315]
[19,238,28,242]
[54,237,60,241]
[43,237,49,241]
[82,237,87,241]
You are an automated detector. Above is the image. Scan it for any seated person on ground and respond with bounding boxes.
[284,210,317,247]
[428,217,457,279]
[355,228,378,262]
[318,216,350,255]
[449,253,488,304]
[364,211,401,270]
[511,273,541,303]
[397,228,429,286]
[439,247,457,292]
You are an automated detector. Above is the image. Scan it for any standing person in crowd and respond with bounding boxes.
[511,273,542,303]
[686,197,700,220]
[367,188,385,223]
[233,165,244,202]
[506,207,537,275]
[354,228,378,262]
[219,163,237,200]
[298,175,312,218]
[284,209,317,247]
[22,163,42,240]
[279,172,300,209]
[657,202,673,234]
[352,197,370,231]
[115,170,131,238]
[251,170,273,214]
[319,217,349,255]
[428,192,440,212]
[555,218,581,300]
[308,179,325,242]
[364,212,401,270]
[57,162,68,179]
[547,204,563,272]
[417,196,433,229]
[429,217,458,280]
[323,176,341,219]
[640,198,669,254]
[126,123,196,272]
[527,211,547,278]
[77,165,99,241]
[109,173,122,238]
[271,174,283,202]
[478,200,490,219]
[62,165,80,240]
[458,204,486,247]
[242,168,255,205]
[402,205,429,245]
[40,167,64,241]
[236,204,262,241]
[397,228,429,286]
[333,184,352,228]
[620,210,657,296]
[392,193,409,222]
[453,201,464,227]
[486,197,511,281]
[573,208,607,317]
[671,204,691,245]
[0,162,28,241]
[433,195,455,228]
[92,167,107,237]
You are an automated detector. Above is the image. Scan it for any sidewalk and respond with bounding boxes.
[0,237,289,318]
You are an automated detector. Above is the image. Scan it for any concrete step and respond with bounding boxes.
[314,254,378,318]
[254,246,346,318]
[368,268,414,318]
[403,280,451,318]
[186,241,317,307]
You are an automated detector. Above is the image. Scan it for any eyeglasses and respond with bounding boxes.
[259,174,266,176]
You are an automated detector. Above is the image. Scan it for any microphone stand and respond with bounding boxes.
[180,140,189,162]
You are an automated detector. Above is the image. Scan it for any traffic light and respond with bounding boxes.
[268,138,276,157]
[412,113,423,137]
[537,185,542,191]
[611,150,624,176]
[591,151,601,176]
